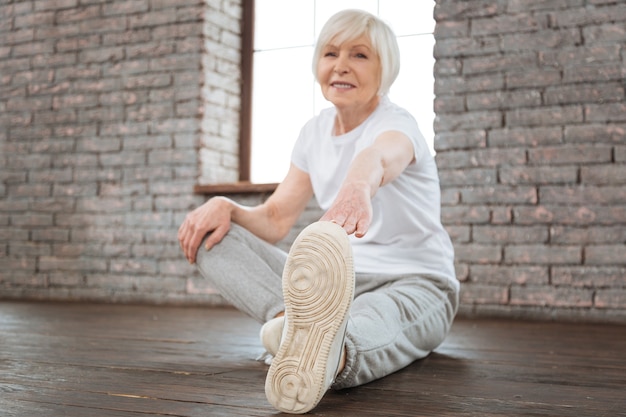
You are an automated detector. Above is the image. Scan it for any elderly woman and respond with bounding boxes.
[178,9,459,414]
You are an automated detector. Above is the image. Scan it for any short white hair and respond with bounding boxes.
[312,9,401,96]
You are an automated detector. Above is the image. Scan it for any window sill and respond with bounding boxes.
[194,181,279,195]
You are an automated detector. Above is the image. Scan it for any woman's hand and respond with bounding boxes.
[321,180,372,238]
[177,197,233,264]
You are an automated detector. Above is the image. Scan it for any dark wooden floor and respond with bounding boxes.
[1,302,625,417]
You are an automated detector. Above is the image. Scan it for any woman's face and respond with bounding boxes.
[317,34,381,114]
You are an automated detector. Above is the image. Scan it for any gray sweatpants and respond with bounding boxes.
[196,223,459,389]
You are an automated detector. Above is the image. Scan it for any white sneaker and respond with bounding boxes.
[265,221,355,414]
[257,316,284,364]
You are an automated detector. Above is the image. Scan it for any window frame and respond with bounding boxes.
[194,0,271,195]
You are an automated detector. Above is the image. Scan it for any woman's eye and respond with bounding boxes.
[355,53,367,59]
[324,52,337,57]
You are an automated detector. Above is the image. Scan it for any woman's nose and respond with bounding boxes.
[334,54,349,74]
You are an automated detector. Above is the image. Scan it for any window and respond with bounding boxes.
[248,0,436,184]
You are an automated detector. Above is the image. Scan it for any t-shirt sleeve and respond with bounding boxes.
[290,122,311,174]
[368,107,429,164]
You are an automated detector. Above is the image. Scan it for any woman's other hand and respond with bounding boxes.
[177,197,233,264]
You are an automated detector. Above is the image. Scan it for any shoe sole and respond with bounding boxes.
[265,221,354,414]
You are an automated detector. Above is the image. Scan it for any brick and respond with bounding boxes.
[29,169,73,183]
[506,68,561,89]
[460,283,509,305]
[564,124,626,144]
[545,82,624,105]
[514,205,626,226]
[440,189,460,205]
[510,285,593,307]
[131,243,180,258]
[56,35,101,52]
[583,22,626,43]
[581,165,626,185]
[103,29,151,45]
[502,28,581,51]
[32,52,78,68]
[0,273,45,287]
[79,46,125,64]
[124,73,172,89]
[445,225,470,243]
[127,103,174,121]
[124,211,173,227]
[102,0,149,16]
[30,198,75,213]
[11,213,54,227]
[13,41,55,56]
[436,148,526,169]
[434,96,465,113]
[128,10,179,29]
[564,63,624,84]
[499,166,577,185]
[541,185,626,205]
[552,266,626,287]
[72,167,123,182]
[471,13,547,36]
[470,265,549,285]
[585,245,626,265]
[75,138,121,153]
[5,154,52,170]
[0,257,37,274]
[435,74,504,95]
[454,243,502,263]
[551,4,626,28]
[460,185,537,204]
[82,105,121,122]
[52,93,98,109]
[434,1,504,20]
[585,102,626,123]
[505,244,581,264]
[433,58,462,76]
[100,183,147,197]
[595,289,626,309]
[159,259,197,277]
[56,5,101,23]
[491,207,513,224]
[467,89,541,111]
[9,242,52,257]
[441,206,491,225]
[439,168,497,186]
[551,226,626,245]
[8,184,52,198]
[539,44,621,67]
[52,184,98,197]
[49,272,84,287]
[77,197,132,212]
[12,11,55,29]
[31,228,71,242]
[506,105,583,127]
[528,144,612,165]
[488,127,563,148]
[110,259,158,275]
[473,226,548,244]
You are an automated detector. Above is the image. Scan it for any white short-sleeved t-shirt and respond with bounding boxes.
[291,96,457,288]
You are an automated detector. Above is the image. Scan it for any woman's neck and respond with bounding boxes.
[334,96,381,135]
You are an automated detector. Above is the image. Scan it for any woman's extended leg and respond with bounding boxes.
[334,274,459,389]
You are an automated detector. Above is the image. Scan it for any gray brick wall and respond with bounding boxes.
[434,0,626,323]
[0,0,243,305]
[1,0,624,323]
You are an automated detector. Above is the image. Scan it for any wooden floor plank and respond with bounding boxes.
[1,301,625,417]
